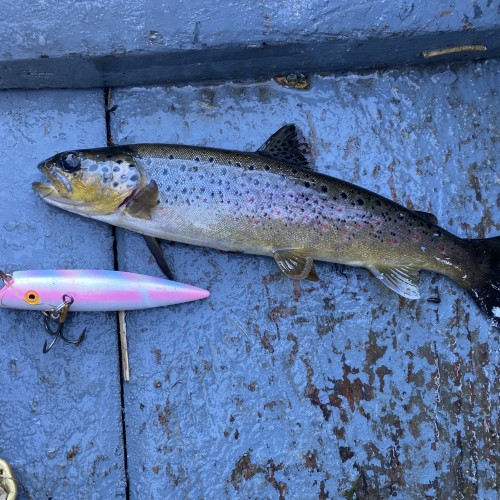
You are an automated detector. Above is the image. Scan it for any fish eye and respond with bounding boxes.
[24,290,40,305]
[60,153,81,173]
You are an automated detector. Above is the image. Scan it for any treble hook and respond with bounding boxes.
[41,294,86,353]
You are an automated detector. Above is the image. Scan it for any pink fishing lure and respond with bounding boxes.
[0,270,209,311]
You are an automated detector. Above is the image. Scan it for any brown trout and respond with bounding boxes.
[33,125,500,327]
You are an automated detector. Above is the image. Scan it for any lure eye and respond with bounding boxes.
[24,290,40,305]
[60,153,81,173]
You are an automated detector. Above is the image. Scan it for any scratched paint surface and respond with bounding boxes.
[110,59,499,497]
[0,91,126,498]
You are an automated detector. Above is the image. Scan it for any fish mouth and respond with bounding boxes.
[32,162,77,206]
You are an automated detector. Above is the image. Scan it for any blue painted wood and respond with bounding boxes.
[0,90,126,498]
[111,60,499,498]
[0,1,498,89]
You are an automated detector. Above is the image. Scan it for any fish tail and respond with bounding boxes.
[465,236,500,328]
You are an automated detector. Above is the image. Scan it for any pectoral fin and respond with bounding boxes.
[125,180,159,220]
[367,264,420,299]
[273,249,319,281]
[143,235,175,280]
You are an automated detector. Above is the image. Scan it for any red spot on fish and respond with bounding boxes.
[253,219,260,225]
[340,229,348,235]
[336,207,343,213]
[439,243,446,252]
[322,223,329,229]
[248,197,254,203]
[354,222,362,229]
[412,233,420,241]
[373,220,381,226]
[274,210,281,216]
[303,215,310,222]
[392,239,399,245]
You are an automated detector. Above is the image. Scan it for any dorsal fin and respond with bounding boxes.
[257,124,312,170]
[413,210,438,225]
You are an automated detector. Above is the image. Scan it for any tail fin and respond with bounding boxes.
[467,236,500,328]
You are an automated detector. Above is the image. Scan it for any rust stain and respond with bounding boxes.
[230,451,287,498]
[157,402,172,439]
[302,356,332,421]
[339,446,354,463]
[363,330,388,386]
[268,304,297,322]
[303,450,319,471]
[386,161,399,202]
[261,331,275,353]
[329,356,374,412]
[66,445,79,461]
[319,480,329,499]
[266,459,288,499]
[342,136,360,160]
[152,348,162,364]
[287,333,299,365]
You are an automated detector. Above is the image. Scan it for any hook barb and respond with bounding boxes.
[41,294,87,353]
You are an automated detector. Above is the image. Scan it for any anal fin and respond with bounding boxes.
[273,249,319,281]
[367,264,420,299]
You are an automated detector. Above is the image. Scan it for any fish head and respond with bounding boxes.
[33,148,148,216]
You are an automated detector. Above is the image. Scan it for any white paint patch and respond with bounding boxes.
[492,306,500,318]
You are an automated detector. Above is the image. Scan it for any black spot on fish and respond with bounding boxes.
[113,166,120,172]
[112,182,119,187]
[249,165,254,170]
[304,181,310,188]
[208,157,214,162]
[341,192,347,199]
[236,162,241,167]
[321,185,328,193]
[117,160,123,164]
[168,154,174,160]
[195,157,200,162]
[264,165,270,171]
[375,200,382,206]
[356,198,364,206]
[129,164,135,168]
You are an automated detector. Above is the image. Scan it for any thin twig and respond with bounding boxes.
[118,310,130,382]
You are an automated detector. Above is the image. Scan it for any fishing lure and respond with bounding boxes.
[0,269,209,353]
